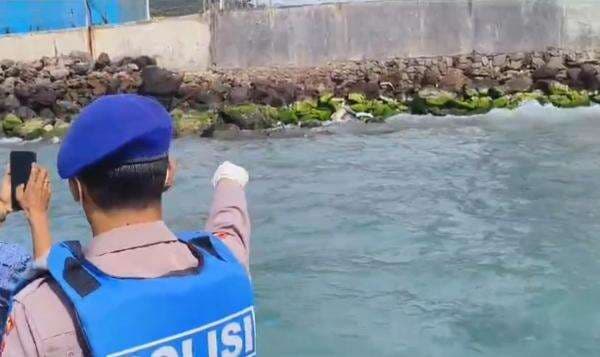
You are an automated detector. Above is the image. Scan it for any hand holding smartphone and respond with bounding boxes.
[10,151,37,211]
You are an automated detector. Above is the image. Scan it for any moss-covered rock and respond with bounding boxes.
[221,104,278,130]
[418,88,456,107]
[493,96,509,108]
[299,119,322,128]
[15,119,45,140]
[43,121,71,139]
[549,91,590,108]
[548,82,570,96]
[489,87,506,99]
[329,98,346,112]
[2,114,23,136]
[172,109,217,137]
[292,100,333,123]
[318,92,334,106]
[507,91,548,109]
[348,92,367,104]
[276,107,298,125]
[592,94,600,104]
[348,96,407,121]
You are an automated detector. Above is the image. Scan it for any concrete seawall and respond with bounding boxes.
[1,0,600,70]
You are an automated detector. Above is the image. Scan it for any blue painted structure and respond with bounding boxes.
[0,0,149,35]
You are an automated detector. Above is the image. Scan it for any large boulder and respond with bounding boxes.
[49,67,70,81]
[579,64,600,91]
[533,57,566,80]
[439,68,470,92]
[29,85,57,109]
[139,66,183,107]
[171,109,217,137]
[503,74,533,94]
[94,53,111,70]
[220,104,278,130]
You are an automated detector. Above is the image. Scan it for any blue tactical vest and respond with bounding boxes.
[45,231,256,357]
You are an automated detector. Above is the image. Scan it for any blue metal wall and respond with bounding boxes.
[0,0,149,35]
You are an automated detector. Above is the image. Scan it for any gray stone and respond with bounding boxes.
[439,68,470,92]
[15,106,37,120]
[2,95,20,111]
[0,59,15,70]
[95,53,111,70]
[49,67,70,81]
[139,66,183,97]
[39,108,55,119]
[493,54,507,67]
[504,74,533,93]
[72,62,91,75]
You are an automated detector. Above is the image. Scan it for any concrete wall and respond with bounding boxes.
[1,0,600,71]
[213,0,588,68]
[0,15,210,71]
[92,15,210,71]
[0,29,88,63]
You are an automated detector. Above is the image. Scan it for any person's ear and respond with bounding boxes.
[69,179,83,202]
[164,158,177,192]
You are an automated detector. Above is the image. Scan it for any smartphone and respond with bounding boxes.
[10,151,37,211]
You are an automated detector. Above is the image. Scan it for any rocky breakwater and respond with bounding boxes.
[1,48,600,141]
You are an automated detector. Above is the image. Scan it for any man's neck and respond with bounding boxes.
[88,205,163,237]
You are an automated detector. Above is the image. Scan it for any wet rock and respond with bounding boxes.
[2,113,22,136]
[212,123,241,140]
[44,120,71,138]
[417,88,456,107]
[493,96,509,108]
[221,104,278,130]
[292,100,332,122]
[171,109,217,137]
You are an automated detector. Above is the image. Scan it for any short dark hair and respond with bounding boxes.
[78,157,169,210]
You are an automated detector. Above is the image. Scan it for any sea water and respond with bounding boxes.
[1,102,600,356]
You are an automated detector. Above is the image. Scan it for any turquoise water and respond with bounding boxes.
[2,103,600,356]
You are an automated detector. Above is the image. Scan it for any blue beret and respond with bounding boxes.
[57,94,173,179]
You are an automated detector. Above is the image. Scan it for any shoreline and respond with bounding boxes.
[1,47,599,141]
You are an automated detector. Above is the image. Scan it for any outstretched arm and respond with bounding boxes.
[205,162,251,271]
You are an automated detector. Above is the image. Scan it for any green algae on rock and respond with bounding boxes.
[171,109,217,136]
[15,119,45,140]
[221,104,278,130]
[2,114,23,137]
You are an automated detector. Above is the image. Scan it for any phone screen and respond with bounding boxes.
[10,151,37,211]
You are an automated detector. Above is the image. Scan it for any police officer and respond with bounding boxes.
[2,94,255,356]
